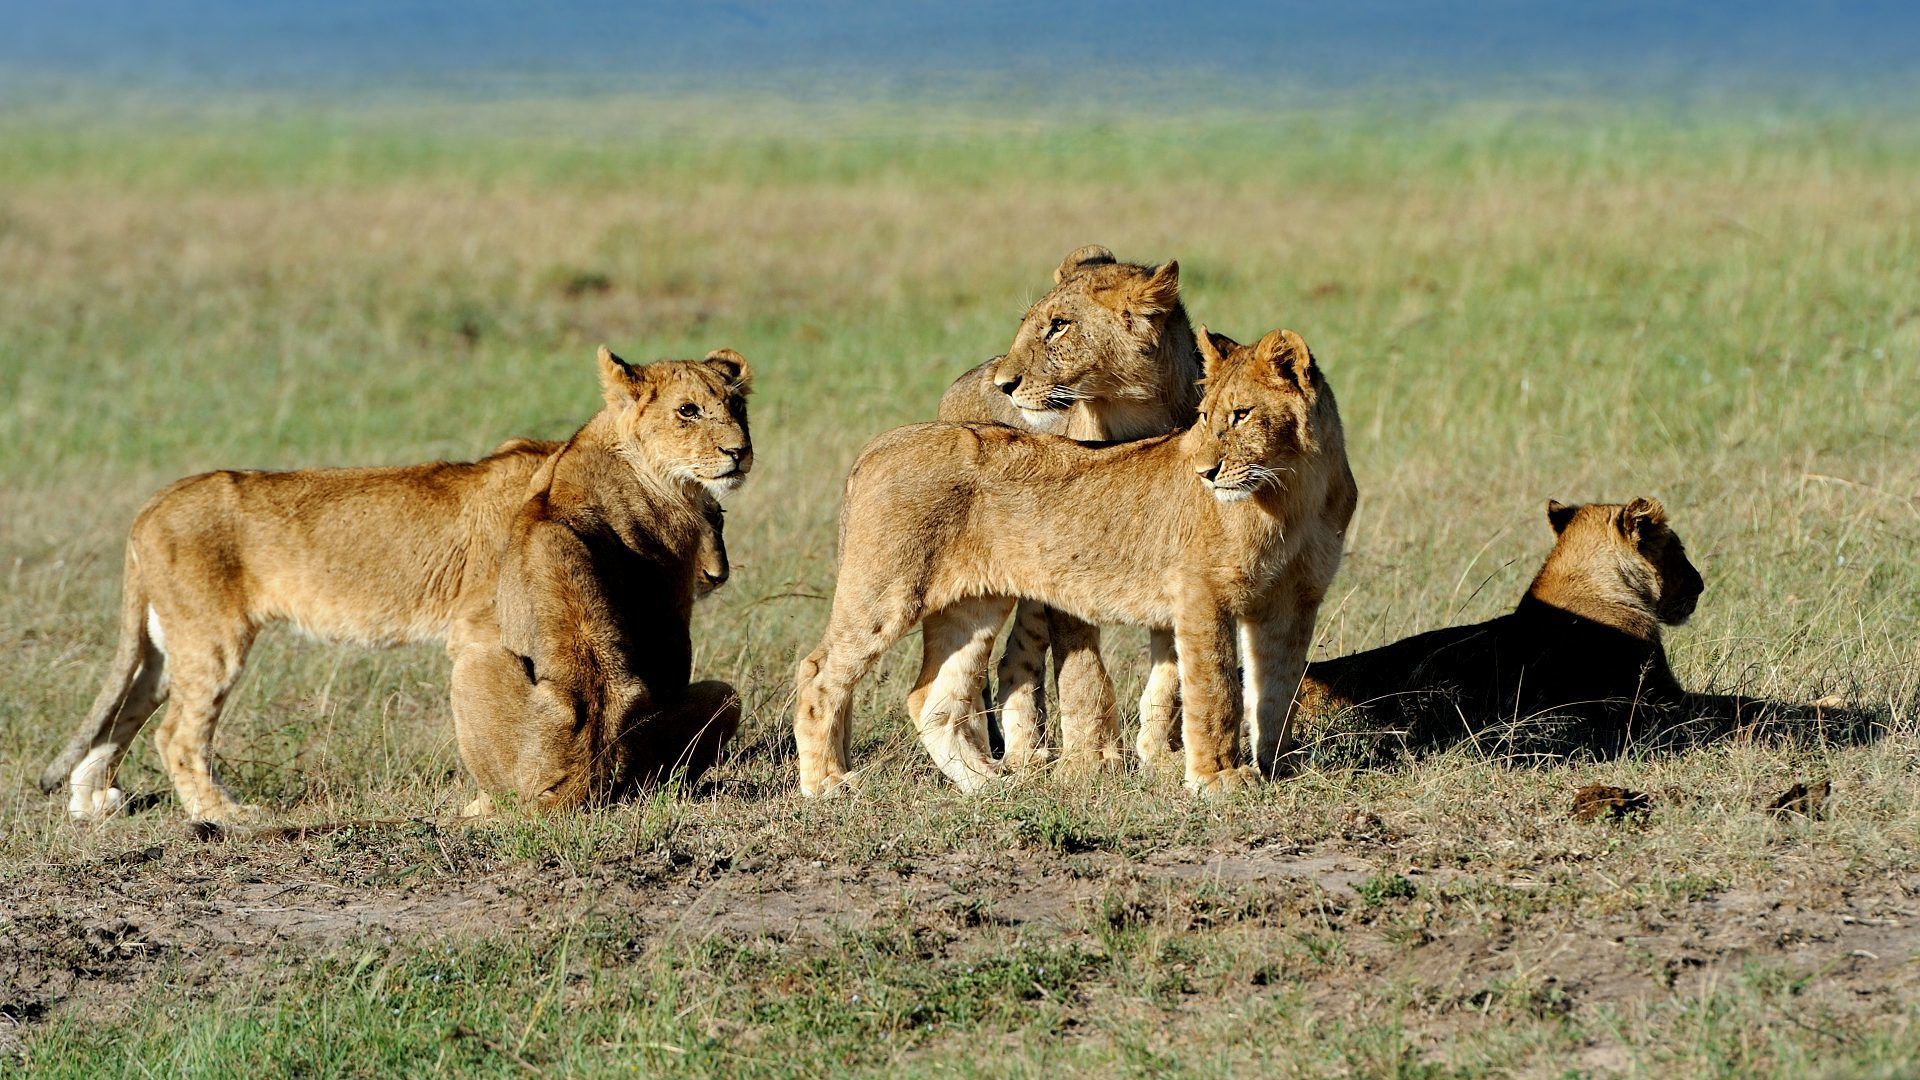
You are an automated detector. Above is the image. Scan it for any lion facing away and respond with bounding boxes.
[937,245,1205,769]
[450,347,751,815]
[1298,498,1705,755]
[795,328,1357,796]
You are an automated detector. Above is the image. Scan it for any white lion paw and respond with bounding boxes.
[68,784,127,822]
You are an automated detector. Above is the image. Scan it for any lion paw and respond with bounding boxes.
[948,762,1009,795]
[461,792,496,818]
[67,784,127,823]
[1056,747,1125,780]
[1000,746,1056,771]
[188,800,259,827]
[1135,724,1180,766]
[1184,765,1258,797]
[803,769,862,799]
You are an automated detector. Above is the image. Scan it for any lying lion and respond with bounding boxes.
[42,376,728,824]
[794,328,1357,795]
[1298,498,1705,753]
[450,346,751,815]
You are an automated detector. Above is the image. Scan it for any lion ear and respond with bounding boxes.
[1131,260,1180,316]
[1255,328,1314,387]
[1546,499,1579,535]
[1195,323,1227,379]
[597,345,643,409]
[1054,244,1117,283]
[703,348,752,394]
[1619,497,1668,538]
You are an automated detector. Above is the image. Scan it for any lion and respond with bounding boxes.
[1298,498,1706,754]
[40,383,730,825]
[795,327,1356,795]
[936,245,1205,769]
[449,346,751,815]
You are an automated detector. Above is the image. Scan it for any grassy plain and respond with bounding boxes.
[2,97,1918,1076]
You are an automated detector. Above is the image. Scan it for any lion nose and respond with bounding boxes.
[995,374,1022,396]
[719,445,747,463]
[1197,462,1222,482]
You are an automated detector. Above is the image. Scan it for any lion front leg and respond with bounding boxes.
[1174,601,1246,794]
[1239,612,1313,778]
[1134,628,1182,766]
[1050,610,1121,772]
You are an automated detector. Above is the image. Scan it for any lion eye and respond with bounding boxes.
[1046,317,1071,338]
[677,402,702,419]
[1230,408,1251,425]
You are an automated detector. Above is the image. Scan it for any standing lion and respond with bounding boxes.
[796,328,1356,795]
[935,244,1205,768]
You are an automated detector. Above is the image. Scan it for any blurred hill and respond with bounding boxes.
[6,1,1918,106]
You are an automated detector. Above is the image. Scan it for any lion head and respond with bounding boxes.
[1186,327,1326,504]
[986,245,1196,432]
[1542,497,1704,626]
[595,345,753,499]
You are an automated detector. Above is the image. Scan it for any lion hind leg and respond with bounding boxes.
[64,621,171,822]
[913,599,1013,793]
[45,552,171,819]
[450,640,537,802]
[994,600,1051,768]
[796,599,922,797]
[151,623,255,824]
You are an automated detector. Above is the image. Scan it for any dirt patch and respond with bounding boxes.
[9,817,1919,1055]
[1571,784,1654,822]
[1766,780,1833,819]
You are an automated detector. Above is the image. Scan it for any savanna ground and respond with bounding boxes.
[2,96,1918,1076]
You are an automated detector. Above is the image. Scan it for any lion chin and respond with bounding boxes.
[701,472,747,499]
[1017,407,1070,434]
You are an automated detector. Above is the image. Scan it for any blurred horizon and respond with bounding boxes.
[6,1,1918,114]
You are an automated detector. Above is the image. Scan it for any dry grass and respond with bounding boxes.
[1,100,1918,1076]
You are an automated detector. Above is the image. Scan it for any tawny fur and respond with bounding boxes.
[43,399,730,826]
[934,245,1206,768]
[1299,499,1706,751]
[450,347,752,815]
[796,328,1357,796]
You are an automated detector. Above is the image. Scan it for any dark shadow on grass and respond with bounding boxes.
[1299,688,1891,772]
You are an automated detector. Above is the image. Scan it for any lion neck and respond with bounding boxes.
[1520,554,1663,642]
[1164,433,1295,572]
[546,412,710,561]
[1067,306,1204,441]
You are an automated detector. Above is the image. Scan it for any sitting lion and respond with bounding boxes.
[1298,498,1706,755]
[41,397,729,826]
[936,245,1204,768]
[795,327,1356,795]
[450,347,751,815]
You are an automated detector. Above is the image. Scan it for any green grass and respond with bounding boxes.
[2,97,1918,1076]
